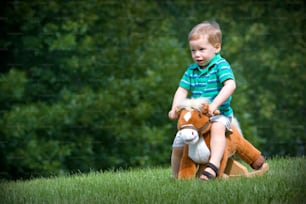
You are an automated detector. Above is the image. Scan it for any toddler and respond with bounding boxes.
[168,20,236,180]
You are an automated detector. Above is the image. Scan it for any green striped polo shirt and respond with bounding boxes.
[179,53,235,116]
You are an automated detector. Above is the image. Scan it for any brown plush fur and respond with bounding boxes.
[177,102,265,179]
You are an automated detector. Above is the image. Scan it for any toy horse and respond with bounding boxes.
[176,98,269,180]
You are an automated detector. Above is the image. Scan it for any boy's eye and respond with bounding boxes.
[199,48,205,51]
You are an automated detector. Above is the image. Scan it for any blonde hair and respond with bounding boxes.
[188,20,222,46]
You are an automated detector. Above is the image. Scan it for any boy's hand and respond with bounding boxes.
[168,109,178,120]
[208,103,218,116]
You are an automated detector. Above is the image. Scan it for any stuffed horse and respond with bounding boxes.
[176,97,269,180]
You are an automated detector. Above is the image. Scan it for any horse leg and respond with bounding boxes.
[236,137,265,169]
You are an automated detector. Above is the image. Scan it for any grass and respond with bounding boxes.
[0,157,305,204]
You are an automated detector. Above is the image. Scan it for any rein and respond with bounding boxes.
[178,107,217,135]
[179,120,211,135]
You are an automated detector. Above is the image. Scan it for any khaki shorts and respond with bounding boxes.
[172,115,232,148]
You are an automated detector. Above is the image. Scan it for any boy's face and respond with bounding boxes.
[189,35,221,68]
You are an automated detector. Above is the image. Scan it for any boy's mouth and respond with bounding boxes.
[197,60,205,65]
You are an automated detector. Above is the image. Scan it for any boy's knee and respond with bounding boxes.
[211,120,222,126]
[211,121,225,130]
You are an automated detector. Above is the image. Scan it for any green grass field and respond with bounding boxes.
[1,157,305,204]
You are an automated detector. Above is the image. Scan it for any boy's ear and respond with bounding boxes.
[214,43,221,53]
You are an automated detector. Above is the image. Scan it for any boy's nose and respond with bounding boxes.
[193,51,200,57]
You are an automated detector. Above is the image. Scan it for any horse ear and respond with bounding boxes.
[175,106,182,115]
[201,103,209,114]
[214,110,220,115]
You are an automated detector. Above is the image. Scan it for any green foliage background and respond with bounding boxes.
[0,0,305,179]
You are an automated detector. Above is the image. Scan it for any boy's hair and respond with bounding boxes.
[188,20,222,46]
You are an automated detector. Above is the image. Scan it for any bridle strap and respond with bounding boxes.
[197,121,211,134]
[179,121,211,135]
[180,124,198,131]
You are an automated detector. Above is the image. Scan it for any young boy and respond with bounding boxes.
[168,20,236,180]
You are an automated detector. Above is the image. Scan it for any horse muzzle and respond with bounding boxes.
[176,128,199,145]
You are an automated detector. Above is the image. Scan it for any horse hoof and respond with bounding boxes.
[251,155,265,170]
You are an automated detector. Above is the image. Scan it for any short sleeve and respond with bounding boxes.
[217,62,235,84]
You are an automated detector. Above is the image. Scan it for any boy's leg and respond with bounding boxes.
[171,146,184,178]
[200,121,226,180]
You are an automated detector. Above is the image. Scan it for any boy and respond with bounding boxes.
[168,20,236,180]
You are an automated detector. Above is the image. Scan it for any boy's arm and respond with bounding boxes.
[209,79,236,115]
[168,87,188,120]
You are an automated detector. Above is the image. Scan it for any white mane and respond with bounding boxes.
[177,97,210,112]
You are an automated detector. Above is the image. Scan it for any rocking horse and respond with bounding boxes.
[176,97,269,179]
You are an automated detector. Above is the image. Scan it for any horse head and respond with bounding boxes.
[176,98,215,145]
